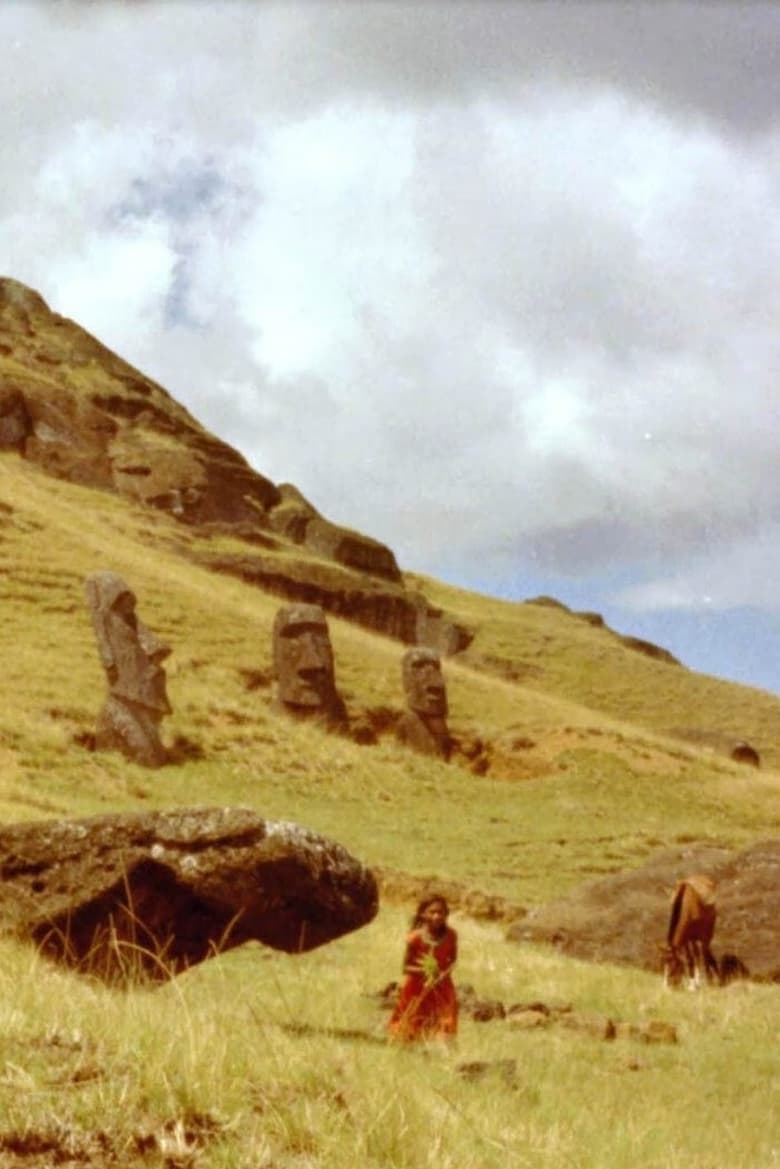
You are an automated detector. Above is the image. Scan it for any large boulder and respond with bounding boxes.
[508,839,780,982]
[268,483,401,582]
[0,807,378,981]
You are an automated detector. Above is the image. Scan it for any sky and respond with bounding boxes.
[3,1,780,694]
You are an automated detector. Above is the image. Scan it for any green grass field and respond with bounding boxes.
[1,450,780,1167]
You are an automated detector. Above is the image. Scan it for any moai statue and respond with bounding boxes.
[84,572,172,767]
[397,647,451,759]
[272,603,347,729]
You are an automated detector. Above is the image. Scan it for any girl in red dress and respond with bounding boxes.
[388,895,458,1042]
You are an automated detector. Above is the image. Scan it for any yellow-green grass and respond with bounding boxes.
[1,911,779,1169]
[2,451,780,1164]
[413,570,780,770]
[2,451,780,906]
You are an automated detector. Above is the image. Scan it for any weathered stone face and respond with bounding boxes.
[402,647,448,718]
[0,808,379,982]
[85,571,171,766]
[397,648,451,759]
[273,603,345,725]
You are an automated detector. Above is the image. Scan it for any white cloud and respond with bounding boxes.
[615,524,780,614]
[4,1,780,687]
[47,225,176,353]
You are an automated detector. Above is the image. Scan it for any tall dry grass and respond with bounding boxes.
[0,913,779,1168]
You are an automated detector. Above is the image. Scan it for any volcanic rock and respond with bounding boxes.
[397,647,451,759]
[200,547,472,650]
[0,807,379,981]
[0,278,404,570]
[0,276,473,650]
[270,483,401,582]
[730,740,760,767]
[84,571,174,767]
[0,277,281,519]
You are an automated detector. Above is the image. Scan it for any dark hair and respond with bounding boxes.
[411,894,450,928]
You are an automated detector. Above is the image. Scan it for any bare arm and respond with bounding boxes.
[401,936,419,975]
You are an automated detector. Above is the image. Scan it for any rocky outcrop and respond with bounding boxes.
[268,483,401,582]
[525,596,681,667]
[0,277,474,651]
[0,278,405,565]
[0,384,32,449]
[617,635,681,666]
[508,839,780,981]
[0,278,281,520]
[0,807,379,981]
[198,548,473,651]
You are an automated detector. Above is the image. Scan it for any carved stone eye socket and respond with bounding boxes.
[113,593,138,630]
[280,622,327,640]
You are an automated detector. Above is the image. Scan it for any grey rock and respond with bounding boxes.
[397,647,451,759]
[0,807,378,981]
[272,603,348,730]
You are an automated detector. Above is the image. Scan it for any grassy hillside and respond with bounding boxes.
[418,571,780,770]
[2,450,779,896]
[1,449,780,1168]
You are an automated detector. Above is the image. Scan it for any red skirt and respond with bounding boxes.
[388,973,458,1041]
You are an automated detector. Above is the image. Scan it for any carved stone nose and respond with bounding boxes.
[296,635,325,669]
[138,620,171,662]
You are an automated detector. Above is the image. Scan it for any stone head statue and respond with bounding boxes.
[402,647,448,719]
[272,603,346,727]
[85,571,171,767]
[398,647,450,759]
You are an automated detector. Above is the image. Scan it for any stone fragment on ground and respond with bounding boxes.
[0,807,378,980]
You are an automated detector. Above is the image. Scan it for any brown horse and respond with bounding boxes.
[662,874,719,989]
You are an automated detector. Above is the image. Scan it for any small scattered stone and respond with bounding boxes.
[507,1008,549,1030]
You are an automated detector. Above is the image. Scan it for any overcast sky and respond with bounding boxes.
[3,1,780,694]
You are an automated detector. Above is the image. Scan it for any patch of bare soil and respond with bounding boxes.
[0,1126,118,1168]
[485,725,688,783]
[0,1112,222,1168]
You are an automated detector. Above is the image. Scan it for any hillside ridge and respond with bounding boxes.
[2,276,778,777]
[0,276,470,653]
